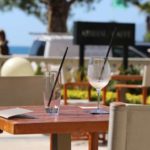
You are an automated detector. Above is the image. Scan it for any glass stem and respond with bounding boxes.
[96,88,101,110]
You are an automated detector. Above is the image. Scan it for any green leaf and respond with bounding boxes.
[112,0,127,8]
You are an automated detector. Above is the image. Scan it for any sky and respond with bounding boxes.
[0,0,147,47]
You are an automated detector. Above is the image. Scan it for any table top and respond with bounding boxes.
[0,105,109,135]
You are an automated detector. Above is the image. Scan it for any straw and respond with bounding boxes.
[99,28,117,79]
[47,47,68,106]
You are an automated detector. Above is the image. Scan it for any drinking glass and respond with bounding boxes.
[43,71,61,115]
[87,57,111,114]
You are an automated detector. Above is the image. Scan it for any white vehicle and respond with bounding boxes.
[29,33,149,58]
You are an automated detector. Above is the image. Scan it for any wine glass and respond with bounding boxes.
[87,57,111,114]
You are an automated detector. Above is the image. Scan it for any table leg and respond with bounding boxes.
[88,132,99,150]
[0,129,3,133]
[142,87,147,104]
[50,133,71,150]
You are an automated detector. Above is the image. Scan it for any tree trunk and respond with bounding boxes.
[47,1,70,33]
[146,15,150,32]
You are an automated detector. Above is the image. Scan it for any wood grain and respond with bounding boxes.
[0,105,109,134]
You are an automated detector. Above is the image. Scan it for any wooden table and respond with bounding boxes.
[0,105,109,150]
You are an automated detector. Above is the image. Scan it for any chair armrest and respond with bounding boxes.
[115,84,143,89]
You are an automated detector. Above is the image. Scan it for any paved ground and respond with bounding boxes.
[0,132,107,150]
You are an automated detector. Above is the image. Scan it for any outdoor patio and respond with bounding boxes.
[1,1,150,150]
[0,132,107,150]
[0,55,150,150]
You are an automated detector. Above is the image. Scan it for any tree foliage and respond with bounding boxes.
[125,0,150,42]
[0,0,46,23]
[127,0,150,14]
[0,0,99,32]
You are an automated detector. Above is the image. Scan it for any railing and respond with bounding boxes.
[0,55,149,74]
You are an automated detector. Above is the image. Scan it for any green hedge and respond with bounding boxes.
[62,89,150,105]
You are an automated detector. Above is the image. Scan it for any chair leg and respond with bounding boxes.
[88,84,92,101]
[63,84,68,105]
[142,87,148,104]
[116,87,121,102]
[99,133,107,144]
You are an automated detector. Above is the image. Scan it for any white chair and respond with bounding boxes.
[0,76,44,106]
[0,76,50,149]
[108,102,150,150]
[116,65,150,104]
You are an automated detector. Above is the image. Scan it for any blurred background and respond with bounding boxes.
[0,0,149,55]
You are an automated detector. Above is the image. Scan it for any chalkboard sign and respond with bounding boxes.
[73,21,135,46]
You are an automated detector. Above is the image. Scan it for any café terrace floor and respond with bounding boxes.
[0,132,107,150]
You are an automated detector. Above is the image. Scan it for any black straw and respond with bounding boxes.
[47,47,68,106]
[99,28,117,79]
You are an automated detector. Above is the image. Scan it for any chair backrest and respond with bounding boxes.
[108,102,150,150]
[0,76,44,106]
[142,65,150,86]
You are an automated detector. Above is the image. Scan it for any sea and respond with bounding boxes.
[10,46,30,55]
